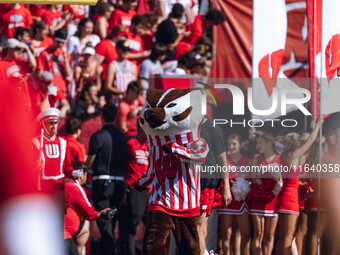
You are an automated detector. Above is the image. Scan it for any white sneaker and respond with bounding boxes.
[209,250,218,255]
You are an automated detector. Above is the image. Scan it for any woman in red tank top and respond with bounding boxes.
[74,47,103,96]
[249,133,280,255]
[275,117,323,255]
[218,134,251,255]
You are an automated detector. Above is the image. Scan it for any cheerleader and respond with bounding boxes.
[294,131,310,255]
[249,133,281,255]
[217,134,251,255]
[275,117,323,255]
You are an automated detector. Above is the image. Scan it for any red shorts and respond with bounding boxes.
[200,187,216,216]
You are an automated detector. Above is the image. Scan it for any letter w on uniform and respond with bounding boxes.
[45,144,60,158]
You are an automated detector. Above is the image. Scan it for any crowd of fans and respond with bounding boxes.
[1,2,340,255]
[0,1,226,123]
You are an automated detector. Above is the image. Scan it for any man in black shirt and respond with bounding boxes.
[198,118,232,255]
[155,3,190,61]
[86,103,127,255]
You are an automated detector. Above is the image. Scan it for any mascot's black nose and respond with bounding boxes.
[145,110,155,121]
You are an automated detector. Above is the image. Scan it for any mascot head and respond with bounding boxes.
[139,88,204,136]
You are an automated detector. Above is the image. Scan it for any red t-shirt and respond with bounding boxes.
[185,14,207,45]
[0,6,33,38]
[42,9,62,27]
[124,131,149,187]
[30,4,47,18]
[109,8,136,29]
[63,5,86,20]
[115,96,145,132]
[0,58,32,109]
[95,39,118,65]
[64,178,99,239]
[63,134,86,179]
[37,47,71,93]
[30,36,54,58]
[142,31,154,51]
[95,39,118,80]
[175,41,193,60]
[127,32,144,66]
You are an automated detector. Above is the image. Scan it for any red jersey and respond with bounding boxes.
[30,4,47,18]
[0,6,33,38]
[115,96,145,132]
[127,32,144,65]
[95,39,118,80]
[42,9,62,27]
[37,47,71,93]
[63,134,86,179]
[0,58,32,109]
[185,14,207,45]
[136,131,208,217]
[31,37,54,58]
[142,32,154,51]
[125,132,149,187]
[109,8,136,29]
[95,39,118,65]
[175,41,192,60]
[64,178,99,239]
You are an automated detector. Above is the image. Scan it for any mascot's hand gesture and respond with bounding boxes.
[162,141,173,153]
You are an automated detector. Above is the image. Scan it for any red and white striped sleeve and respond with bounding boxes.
[170,138,209,163]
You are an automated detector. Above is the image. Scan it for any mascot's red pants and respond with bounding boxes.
[143,210,200,255]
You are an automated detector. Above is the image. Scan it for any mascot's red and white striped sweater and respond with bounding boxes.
[134,88,208,217]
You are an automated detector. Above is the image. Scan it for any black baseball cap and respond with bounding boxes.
[116,40,130,51]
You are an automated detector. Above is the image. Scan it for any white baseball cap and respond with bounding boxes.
[4,38,20,49]
[83,47,95,55]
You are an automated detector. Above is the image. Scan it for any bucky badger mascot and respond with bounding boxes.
[132,88,208,255]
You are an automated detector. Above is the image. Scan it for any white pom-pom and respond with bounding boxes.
[272,181,283,195]
[231,177,251,201]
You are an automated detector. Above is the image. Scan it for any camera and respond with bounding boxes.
[99,207,118,220]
